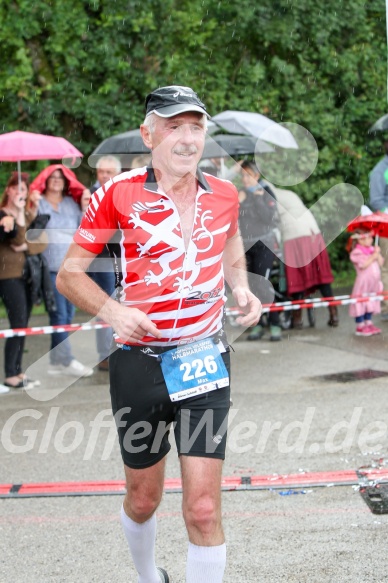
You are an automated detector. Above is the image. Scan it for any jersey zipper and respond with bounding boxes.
[169,194,200,343]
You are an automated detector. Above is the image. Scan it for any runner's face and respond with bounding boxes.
[142,112,206,179]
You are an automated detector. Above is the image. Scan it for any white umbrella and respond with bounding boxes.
[368,114,388,133]
[361,205,373,216]
[211,110,299,149]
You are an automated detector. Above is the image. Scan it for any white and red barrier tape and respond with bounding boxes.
[226,292,388,316]
[0,293,388,338]
[1,468,387,497]
[0,322,110,339]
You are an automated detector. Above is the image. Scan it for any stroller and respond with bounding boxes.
[225,251,315,330]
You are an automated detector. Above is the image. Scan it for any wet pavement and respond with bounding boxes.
[0,299,388,582]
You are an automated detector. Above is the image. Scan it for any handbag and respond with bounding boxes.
[27,213,51,241]
[24,254,56,312]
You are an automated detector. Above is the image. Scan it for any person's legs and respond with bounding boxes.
[247,243,281,340]
[355,313,374,336]
[247,242,274,297]
[319,283,333,297]
[48,272,92,375]
[379,237,388,317]
[181,456,226,583]
[121,459,167,583]
[48,272,75,366]
[0,278,29,382]
[362,312,381,334]
[111,347,174,581]
[319,283,339,327]
[244,248,264,339]
[291,291,304,329]
[88,266,115,364]
[112,346,230,582]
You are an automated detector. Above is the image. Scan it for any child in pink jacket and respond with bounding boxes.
[348,229,384,336]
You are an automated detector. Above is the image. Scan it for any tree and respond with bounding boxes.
[0,0,386,273]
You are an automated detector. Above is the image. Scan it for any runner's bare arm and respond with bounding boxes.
[223,232,262,327]
[56,242,162,342]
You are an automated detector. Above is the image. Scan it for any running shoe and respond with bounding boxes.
[247,325,265,341]
[364,324,382,335]
[48,360,93,377]
[62,359,94,377]
[355,325,373,337]
[157,567,170,582]
[270,325,282,341]
[47,364,66,375]
[19,376,41,387]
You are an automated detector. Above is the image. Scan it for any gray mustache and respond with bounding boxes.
[173,147,198,155]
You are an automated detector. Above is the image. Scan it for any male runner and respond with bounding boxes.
[57,85,261,583]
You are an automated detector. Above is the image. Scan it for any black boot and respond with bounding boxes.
[327,305,339,327]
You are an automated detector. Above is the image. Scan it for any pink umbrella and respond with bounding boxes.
[347,212,388,238]
[0,130,83,186]
[0,131,83,161]
[347,212,388,247]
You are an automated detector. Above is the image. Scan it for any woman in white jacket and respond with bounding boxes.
[273,186,338,328]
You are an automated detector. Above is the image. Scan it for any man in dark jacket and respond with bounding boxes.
[88,155,122,369]
[238,160,282,340]
[369,139,388,320]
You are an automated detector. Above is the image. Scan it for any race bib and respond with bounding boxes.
[159,338,229,402]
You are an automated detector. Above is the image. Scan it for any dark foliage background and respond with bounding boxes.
[1,0,387,276]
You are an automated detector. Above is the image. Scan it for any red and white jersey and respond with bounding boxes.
[74,166,239,346]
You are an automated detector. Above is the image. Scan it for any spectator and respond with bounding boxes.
[272,186,338,328]
[0,172,46,390]
[199,157,243,181]
[131,153,151,169]
[238,160,282,341]
[30,165,93,377]
[347,229,384,336]
[88,155,122,371]
[197,161,218,177]
[91,155,122,192]
[369,139,388,320]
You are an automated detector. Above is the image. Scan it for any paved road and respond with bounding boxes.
[0,301,387,582]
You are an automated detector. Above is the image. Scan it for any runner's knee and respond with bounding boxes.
[124,489,161,521]
[183,495,219,535]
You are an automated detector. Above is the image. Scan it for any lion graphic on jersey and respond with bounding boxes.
[128,198,214,291]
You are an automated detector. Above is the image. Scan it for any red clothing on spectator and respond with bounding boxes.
[30,164,85,204]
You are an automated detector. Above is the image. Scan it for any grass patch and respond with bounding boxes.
[332,269,355,290]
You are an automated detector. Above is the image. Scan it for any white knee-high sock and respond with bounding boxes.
[120,505,161,583]
[186,542,226,583]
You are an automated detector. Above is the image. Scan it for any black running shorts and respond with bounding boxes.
[109,343,231,469]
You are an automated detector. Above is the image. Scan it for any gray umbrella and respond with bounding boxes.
[368,114,388,133]
[201,134,274,159]
[89,129,150,168]
[89,128,273,167]
[91,129,149,155]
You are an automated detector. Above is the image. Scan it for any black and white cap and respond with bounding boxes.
[145,85,210,118]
